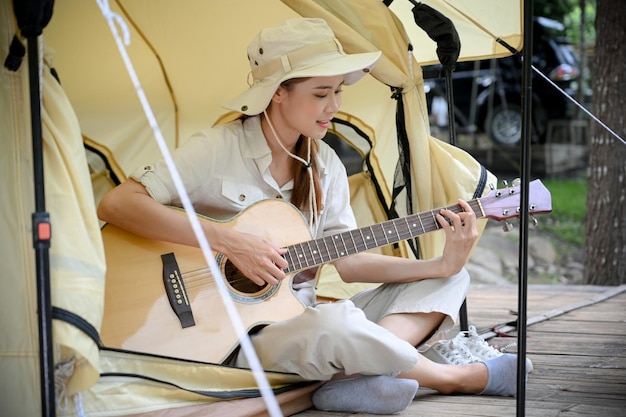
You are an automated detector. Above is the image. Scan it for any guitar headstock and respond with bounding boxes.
[480,179,552,221]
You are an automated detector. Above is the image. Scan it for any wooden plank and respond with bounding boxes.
[294,286,626,417]
[532,319,626,335]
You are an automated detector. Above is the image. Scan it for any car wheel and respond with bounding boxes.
[485,103,522,146]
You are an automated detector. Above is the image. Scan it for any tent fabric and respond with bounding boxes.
[1,0,521,416]
[287,0,496,262]
[66,349,317,417]
[390,0,523,65]
[0,2,105,414]
[40,0,521,179]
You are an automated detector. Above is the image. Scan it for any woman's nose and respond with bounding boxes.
[327,96,340,112]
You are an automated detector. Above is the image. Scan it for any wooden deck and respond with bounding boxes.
[294,284,626,417]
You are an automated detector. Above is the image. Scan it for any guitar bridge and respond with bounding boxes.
[161,252,195,328]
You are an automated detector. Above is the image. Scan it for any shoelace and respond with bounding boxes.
[458,326,506,361]
[434,339,475,365]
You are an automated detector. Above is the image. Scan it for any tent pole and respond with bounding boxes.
[443,68,472,333]
[444,70,457,147]
[406,0,467,331]
[516,0,534,414]
[26,34,56,417]
[13,2,56,414]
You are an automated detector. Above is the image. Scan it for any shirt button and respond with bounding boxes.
[239,194,246,202]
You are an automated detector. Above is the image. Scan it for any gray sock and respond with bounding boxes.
[312,375,419,414]
[480,353,533,396]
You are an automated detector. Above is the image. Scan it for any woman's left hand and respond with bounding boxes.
[436,199,479,275]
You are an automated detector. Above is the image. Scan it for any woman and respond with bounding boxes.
[98,18,530,414]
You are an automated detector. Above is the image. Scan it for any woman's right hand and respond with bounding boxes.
[217,228,289,287]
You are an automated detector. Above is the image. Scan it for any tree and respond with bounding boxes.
[583,0,626,285]
[533,0,572,21]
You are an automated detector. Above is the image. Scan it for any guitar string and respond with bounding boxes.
[169,188,543,293]
[176,200,485,291]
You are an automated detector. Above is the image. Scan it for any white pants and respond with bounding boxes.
[235,269,470,381]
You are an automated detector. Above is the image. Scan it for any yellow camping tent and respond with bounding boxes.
[1,0,522,416]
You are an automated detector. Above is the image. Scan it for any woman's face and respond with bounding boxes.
[271,75,344,140]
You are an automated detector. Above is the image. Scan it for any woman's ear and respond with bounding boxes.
[271,85,288,104]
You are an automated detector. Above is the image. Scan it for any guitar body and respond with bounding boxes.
[100,180,552,364]
[100,200,309,364]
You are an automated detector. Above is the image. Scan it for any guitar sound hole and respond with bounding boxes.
[224,259,268,294]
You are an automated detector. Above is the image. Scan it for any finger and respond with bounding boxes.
[436,212,453,229]
[440,209,463,228]
[246,273,268,287]
[271,251,289,270]
[259,257,286,280]
[457,199,473,212]
[248,269,282,286]
[459,214,475,229]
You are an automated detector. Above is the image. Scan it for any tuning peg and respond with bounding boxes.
[512,178,521,186]
[502,222,514,232]
[501,180,508,188]
[531,216,538,226]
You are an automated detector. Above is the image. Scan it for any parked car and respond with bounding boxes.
[424,17,588,146]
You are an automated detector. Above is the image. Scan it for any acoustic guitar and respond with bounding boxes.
[100,179,552,363]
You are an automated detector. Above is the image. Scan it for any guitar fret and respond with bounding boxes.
[379,223,392,244]
[403,217,414,237]
[305,240,318,266]
[329,234,344,257]
[364,226,376,249]
[369,224,382,247]
[320,236,332,262]
[390,220,402,241]
[357,228,367,249]
[347,231,359,255]
[416,213,426,233]
[396,218,412,241]
[430,210,438,227]
[375,224,386,246]
[300,242,313,267]
[283,249,294,273]
[291,243,306,271]
[334,234,345,256]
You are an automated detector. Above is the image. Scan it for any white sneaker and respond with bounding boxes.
[419,337,476,365]
[459,325,505,362]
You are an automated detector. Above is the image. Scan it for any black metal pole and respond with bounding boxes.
[13,2,57,415]
[406,0,465,332]
[444,69,470,332]
[517,0,534,414]
[26,34,56,417]
[445,70,457,148]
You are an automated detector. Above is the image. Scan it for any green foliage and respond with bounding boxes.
[534,0,597,44]
[562,2,597,43]
[534,0,573,21]
[540,178,587,246]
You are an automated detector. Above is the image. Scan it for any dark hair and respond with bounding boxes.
[281,79,323,216]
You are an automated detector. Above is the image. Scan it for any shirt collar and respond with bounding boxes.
[240,115,329,179]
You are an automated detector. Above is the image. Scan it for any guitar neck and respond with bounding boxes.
[284,199,484,273]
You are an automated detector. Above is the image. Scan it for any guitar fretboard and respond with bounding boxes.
[283,199,484,273]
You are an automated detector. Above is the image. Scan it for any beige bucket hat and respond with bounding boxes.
[222,18,381,116]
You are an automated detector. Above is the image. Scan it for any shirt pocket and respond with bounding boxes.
[221,180,269,209]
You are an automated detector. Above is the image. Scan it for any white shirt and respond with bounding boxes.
[131,115,358,239]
